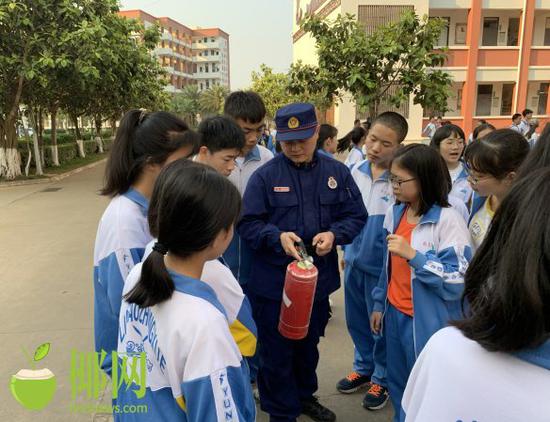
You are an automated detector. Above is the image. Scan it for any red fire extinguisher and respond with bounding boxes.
[278,242,318,340]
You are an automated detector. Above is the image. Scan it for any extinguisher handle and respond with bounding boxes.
[294,241,313,263]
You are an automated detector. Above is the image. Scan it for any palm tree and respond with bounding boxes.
[171,84,201,127]
[199,85,229,117]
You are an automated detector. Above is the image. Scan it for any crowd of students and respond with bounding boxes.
[93,91,550,422]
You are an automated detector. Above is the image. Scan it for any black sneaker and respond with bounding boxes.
[336,371,370,393]
[362,382,389,410]
[301,396,336,422]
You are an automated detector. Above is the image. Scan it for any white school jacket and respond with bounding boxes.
[116,264,255,421]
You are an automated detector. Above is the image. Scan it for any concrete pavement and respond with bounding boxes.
[0,162,393,422]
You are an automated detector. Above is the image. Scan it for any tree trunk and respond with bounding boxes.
[94,116,104,154]
[28,110,43,176]
[38,108,45,167]
[71,114,85,157]
[0,116,22,180]
[110,117,117,139]
[50,107,59,166]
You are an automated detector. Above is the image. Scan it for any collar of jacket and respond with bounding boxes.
[392,203,443,232]
[244,145,261,163]
[123,188,149,216]
[357,159,389,181]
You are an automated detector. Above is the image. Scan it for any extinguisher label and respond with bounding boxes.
[282,290,292,307]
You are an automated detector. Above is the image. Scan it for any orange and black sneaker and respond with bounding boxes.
[362,382,389,410]
[336,371,370,393]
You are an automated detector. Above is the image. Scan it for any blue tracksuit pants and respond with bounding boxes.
[250,293,330,422]
[385,303,416,422]
[344,264,387,386]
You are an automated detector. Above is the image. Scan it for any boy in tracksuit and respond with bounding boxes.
[336,112,408,410]
[224,91,274,289]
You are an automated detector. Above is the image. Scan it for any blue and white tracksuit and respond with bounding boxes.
[344,146,365,168]
[93,189,152,376]
[449,164,472,206]
[226,145,274,288]
[343,160,392,386]
[143,241,258,360]
[115,264,256,421]
[372,204,472,422]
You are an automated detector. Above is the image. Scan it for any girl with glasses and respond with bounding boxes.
[430,124,472,207]
[464,129,530,251]
[370,144,472,422]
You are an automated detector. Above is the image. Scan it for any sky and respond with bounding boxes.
[120,0,294,90]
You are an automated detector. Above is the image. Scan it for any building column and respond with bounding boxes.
[516,0,536,112]
[462,0,482,136]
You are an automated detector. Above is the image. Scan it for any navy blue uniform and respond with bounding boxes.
[238,151,367,421]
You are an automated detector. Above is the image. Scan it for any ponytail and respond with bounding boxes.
[124,244,175,307]
[337,127,366,153]
[101,110,195,197]
[124,160,242,308]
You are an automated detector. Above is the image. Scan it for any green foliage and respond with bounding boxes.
[18,137,112,168]
[199,85,229,117]
[171,85,201,126]
[250,64,333,120]
[290,12,452,118]
[33,343,50,362]
[0,0,167,178]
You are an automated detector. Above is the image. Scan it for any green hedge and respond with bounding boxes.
[23,129,113,145]
[18,138,113,168]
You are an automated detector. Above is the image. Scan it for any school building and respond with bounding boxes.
[119,10,230,93]
[293,0,550,140]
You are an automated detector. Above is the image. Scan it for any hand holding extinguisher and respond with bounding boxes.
[278,241,319,340]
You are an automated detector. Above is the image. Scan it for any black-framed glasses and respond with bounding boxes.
[390,176,416,187]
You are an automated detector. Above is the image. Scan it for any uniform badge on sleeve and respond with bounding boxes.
[328,177,338,189]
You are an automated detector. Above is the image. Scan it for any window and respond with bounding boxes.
[456,88,463,114]
[538,83,549,115]
[204,50,208,56]
[476,84,493,115]
[211,37,215,42]
[206,81,210,88]
[455,23,467,45]
[205,64,209,73]
[199,66,203,72]
[216,51,220,55]
[200,83,204,90]
[204,37,207,42]
[545,17,550,46]
[482,17,499,46]
[430,17,450,46]
[507,18,519,46]
[501,84,514,115]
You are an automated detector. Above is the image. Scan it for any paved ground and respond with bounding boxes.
[0,163,393,422]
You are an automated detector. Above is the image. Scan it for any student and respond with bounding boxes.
[471,122,495,142]
[422,116,437,139]
[526,118,540,148]
[337,112,408,410]
[339,126,366,168]
[518,108,533,136]
[510,113,522,133]
[93,110,198,377]
[354,118,361,128]
[370,144,472,422]
[465,129,530,251]
[223,91,274,286]
[517,123,550,179]
[316,123,338,158]
[467,119,486,144]
[116,160,255,421]
[195,115,245,176]
[430,124,472,205]
[402,168,550,422]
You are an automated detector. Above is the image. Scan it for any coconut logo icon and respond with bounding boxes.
[9,343,57,410]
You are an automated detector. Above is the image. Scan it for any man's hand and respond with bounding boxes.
[280,232,302,261]
[387,234,416,261]
[312,231,335,257]
[370,311,383,334]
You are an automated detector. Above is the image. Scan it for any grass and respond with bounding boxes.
[0,152,107,184]
[43,152,107,175]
